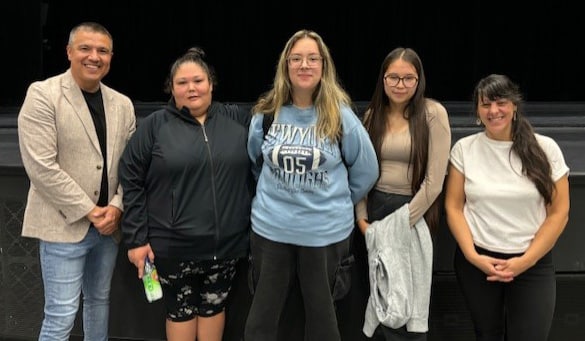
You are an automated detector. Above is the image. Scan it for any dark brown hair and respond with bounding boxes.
[364,47,441,232]
[473,74,554,204]
[164,47,216,94]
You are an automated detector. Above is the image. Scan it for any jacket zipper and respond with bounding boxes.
[201,123,219,260]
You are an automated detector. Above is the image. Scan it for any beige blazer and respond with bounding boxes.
[18,69,136,243]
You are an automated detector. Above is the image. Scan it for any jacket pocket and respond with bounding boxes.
[332,253,355,301]
[371,251,411,328]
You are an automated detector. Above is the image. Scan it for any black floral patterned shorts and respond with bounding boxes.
[155,257,238,321]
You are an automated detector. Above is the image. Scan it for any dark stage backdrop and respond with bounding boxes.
[2,101,585,340]
[1,1,585,106]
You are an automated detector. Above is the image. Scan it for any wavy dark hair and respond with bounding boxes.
[473,74,554,204]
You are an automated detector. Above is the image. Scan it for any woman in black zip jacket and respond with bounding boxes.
[119,47,252,341]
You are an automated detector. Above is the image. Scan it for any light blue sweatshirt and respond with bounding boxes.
[247,104,378,247]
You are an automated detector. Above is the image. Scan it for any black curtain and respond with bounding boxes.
[2,1,585,106]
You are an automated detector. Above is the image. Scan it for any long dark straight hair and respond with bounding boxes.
[363,47,441,232]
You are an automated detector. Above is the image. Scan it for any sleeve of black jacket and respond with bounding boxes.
[119,111,158,249]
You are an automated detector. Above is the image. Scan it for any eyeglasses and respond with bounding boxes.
[383,74,418,88]
[287,54,323,68]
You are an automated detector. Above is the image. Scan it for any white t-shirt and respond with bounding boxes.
[450,132,569,253]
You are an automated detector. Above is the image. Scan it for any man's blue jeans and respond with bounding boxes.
[38,226,118,341]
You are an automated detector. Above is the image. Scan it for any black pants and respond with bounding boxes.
[454,245,556,341]
[244,231,351,341]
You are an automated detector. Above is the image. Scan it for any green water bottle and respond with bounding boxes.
[143,258,163,303]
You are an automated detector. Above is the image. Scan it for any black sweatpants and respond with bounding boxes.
[244,230,351,341]
[454,245,556,341]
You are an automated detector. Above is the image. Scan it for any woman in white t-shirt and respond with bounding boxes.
[444,74,570,341]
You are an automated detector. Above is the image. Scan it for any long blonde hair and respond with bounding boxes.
[253,29,351,142]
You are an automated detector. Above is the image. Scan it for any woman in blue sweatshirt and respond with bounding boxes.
[245,29,378,341]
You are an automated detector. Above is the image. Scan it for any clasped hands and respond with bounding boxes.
[472,253,531,282]
[87,205,122,236]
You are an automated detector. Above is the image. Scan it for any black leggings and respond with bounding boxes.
[454,245,556,341]
[244,231,351,341]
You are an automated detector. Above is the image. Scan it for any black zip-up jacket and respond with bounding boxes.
[119,100,252,260]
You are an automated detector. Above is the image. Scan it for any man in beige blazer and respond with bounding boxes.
[17,22,136,341]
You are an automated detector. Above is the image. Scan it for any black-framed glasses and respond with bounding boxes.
[383,74,418,88]
[287,54,323,68]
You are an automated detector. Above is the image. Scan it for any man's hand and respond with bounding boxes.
[87,205,122,235]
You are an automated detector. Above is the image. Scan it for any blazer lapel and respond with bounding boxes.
[62,71,101,153]
[102,87,120,174]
